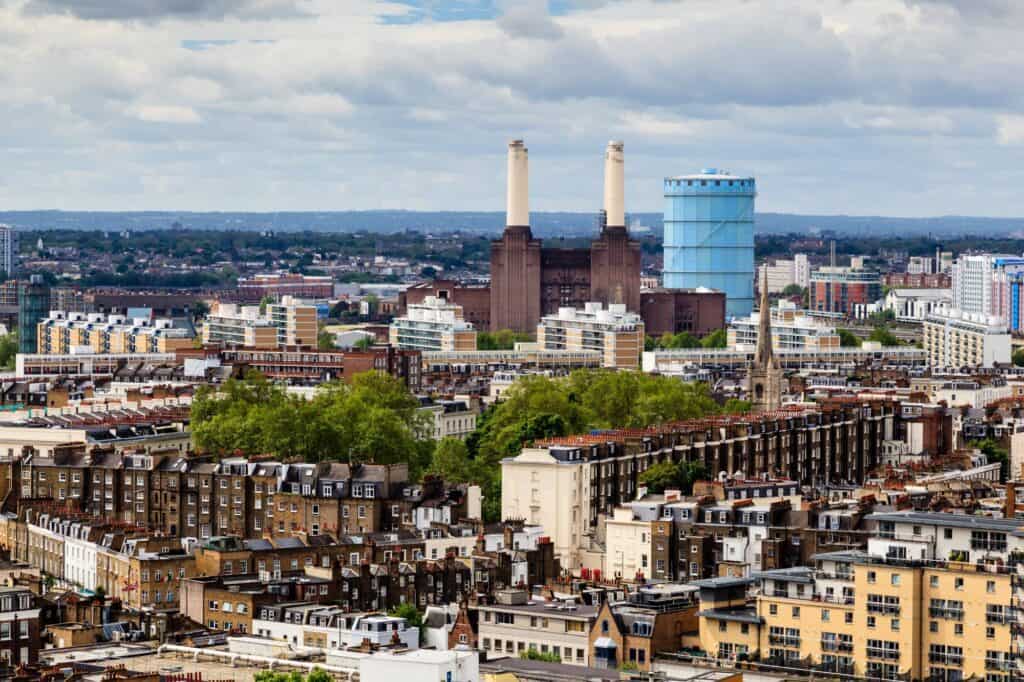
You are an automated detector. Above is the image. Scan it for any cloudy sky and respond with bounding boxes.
[1,0,1023,216]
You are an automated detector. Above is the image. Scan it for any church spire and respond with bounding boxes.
[754,269,778,370]
[747,268,783,413]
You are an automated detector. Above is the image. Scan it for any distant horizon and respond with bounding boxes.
[4,209,1024,239]
[5,208,1024,221]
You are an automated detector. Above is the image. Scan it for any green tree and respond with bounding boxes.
[837,329,861,347]
[478,329,532,350]
[317,324,336,350]
[191,370,428,464]
[521,649,561,663]
[389,602,425,645]
[305,671,332,682]
[0,332,17,370]
[657,331,700,349]
[781,284,805,297]
[970,438,1009,482]
[427,438,485,484]
[258,295,274,315]
[354,335,373,350]
[700,329,728,348]
[868,326,899,347]
[389,602,424,629]
[639,460,707,494]
[638,461,682,493]
[723,398,753,413]
[1013,348,1024,367]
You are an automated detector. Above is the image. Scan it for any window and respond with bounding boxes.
[867,571,877,584]
[930,576,939,588]
[891,574,900,586]
[496,613,514,625]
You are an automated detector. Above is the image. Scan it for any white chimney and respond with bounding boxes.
[603,140,625,227]
[506,139,529,227]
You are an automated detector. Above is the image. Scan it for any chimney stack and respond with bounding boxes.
[603,141,625,228]
[506,139,529,227]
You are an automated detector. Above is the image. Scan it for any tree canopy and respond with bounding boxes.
[868,325,900,347]
[837,328,861,347]
[461,369,726,521]
[638,460,708,494]
[700,329,728,348]
[477,329,532,350]
[0,333,16,371]
[191,370,430,469]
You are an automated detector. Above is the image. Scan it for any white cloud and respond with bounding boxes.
[0,0,1023,216]
[996,115,1024,145]
[128,104,203,124]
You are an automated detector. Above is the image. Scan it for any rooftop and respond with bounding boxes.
[866,510,1024,535]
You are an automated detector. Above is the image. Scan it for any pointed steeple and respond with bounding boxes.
[747,268,783,413]
[754,269,778,370]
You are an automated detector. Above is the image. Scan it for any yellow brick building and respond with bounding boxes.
[698,511,1022,681]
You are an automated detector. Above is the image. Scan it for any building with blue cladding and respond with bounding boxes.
[663,170,755,319]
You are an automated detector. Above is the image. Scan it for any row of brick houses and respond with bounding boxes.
[8,449,471,540]
[502,399,902,569]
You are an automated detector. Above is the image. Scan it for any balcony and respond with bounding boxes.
[929,607,963,621]
[768,635,800,648]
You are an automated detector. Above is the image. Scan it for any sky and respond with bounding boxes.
[2,0,1024,217]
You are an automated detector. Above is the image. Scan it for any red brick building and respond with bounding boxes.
[639,289,726,337]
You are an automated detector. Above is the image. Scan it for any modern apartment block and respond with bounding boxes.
[536,302,644,370]
[36,311,194,354]
[757,254,810,294]
[923,307,1011,368]
[952,254,1019,316]
[809,266,882,318]
[203,296,317,349]
[698,511,1023,681]
[728,300,840,352]
[389,296,477,352]
[0,225,18,277]
[502,400,895,569]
